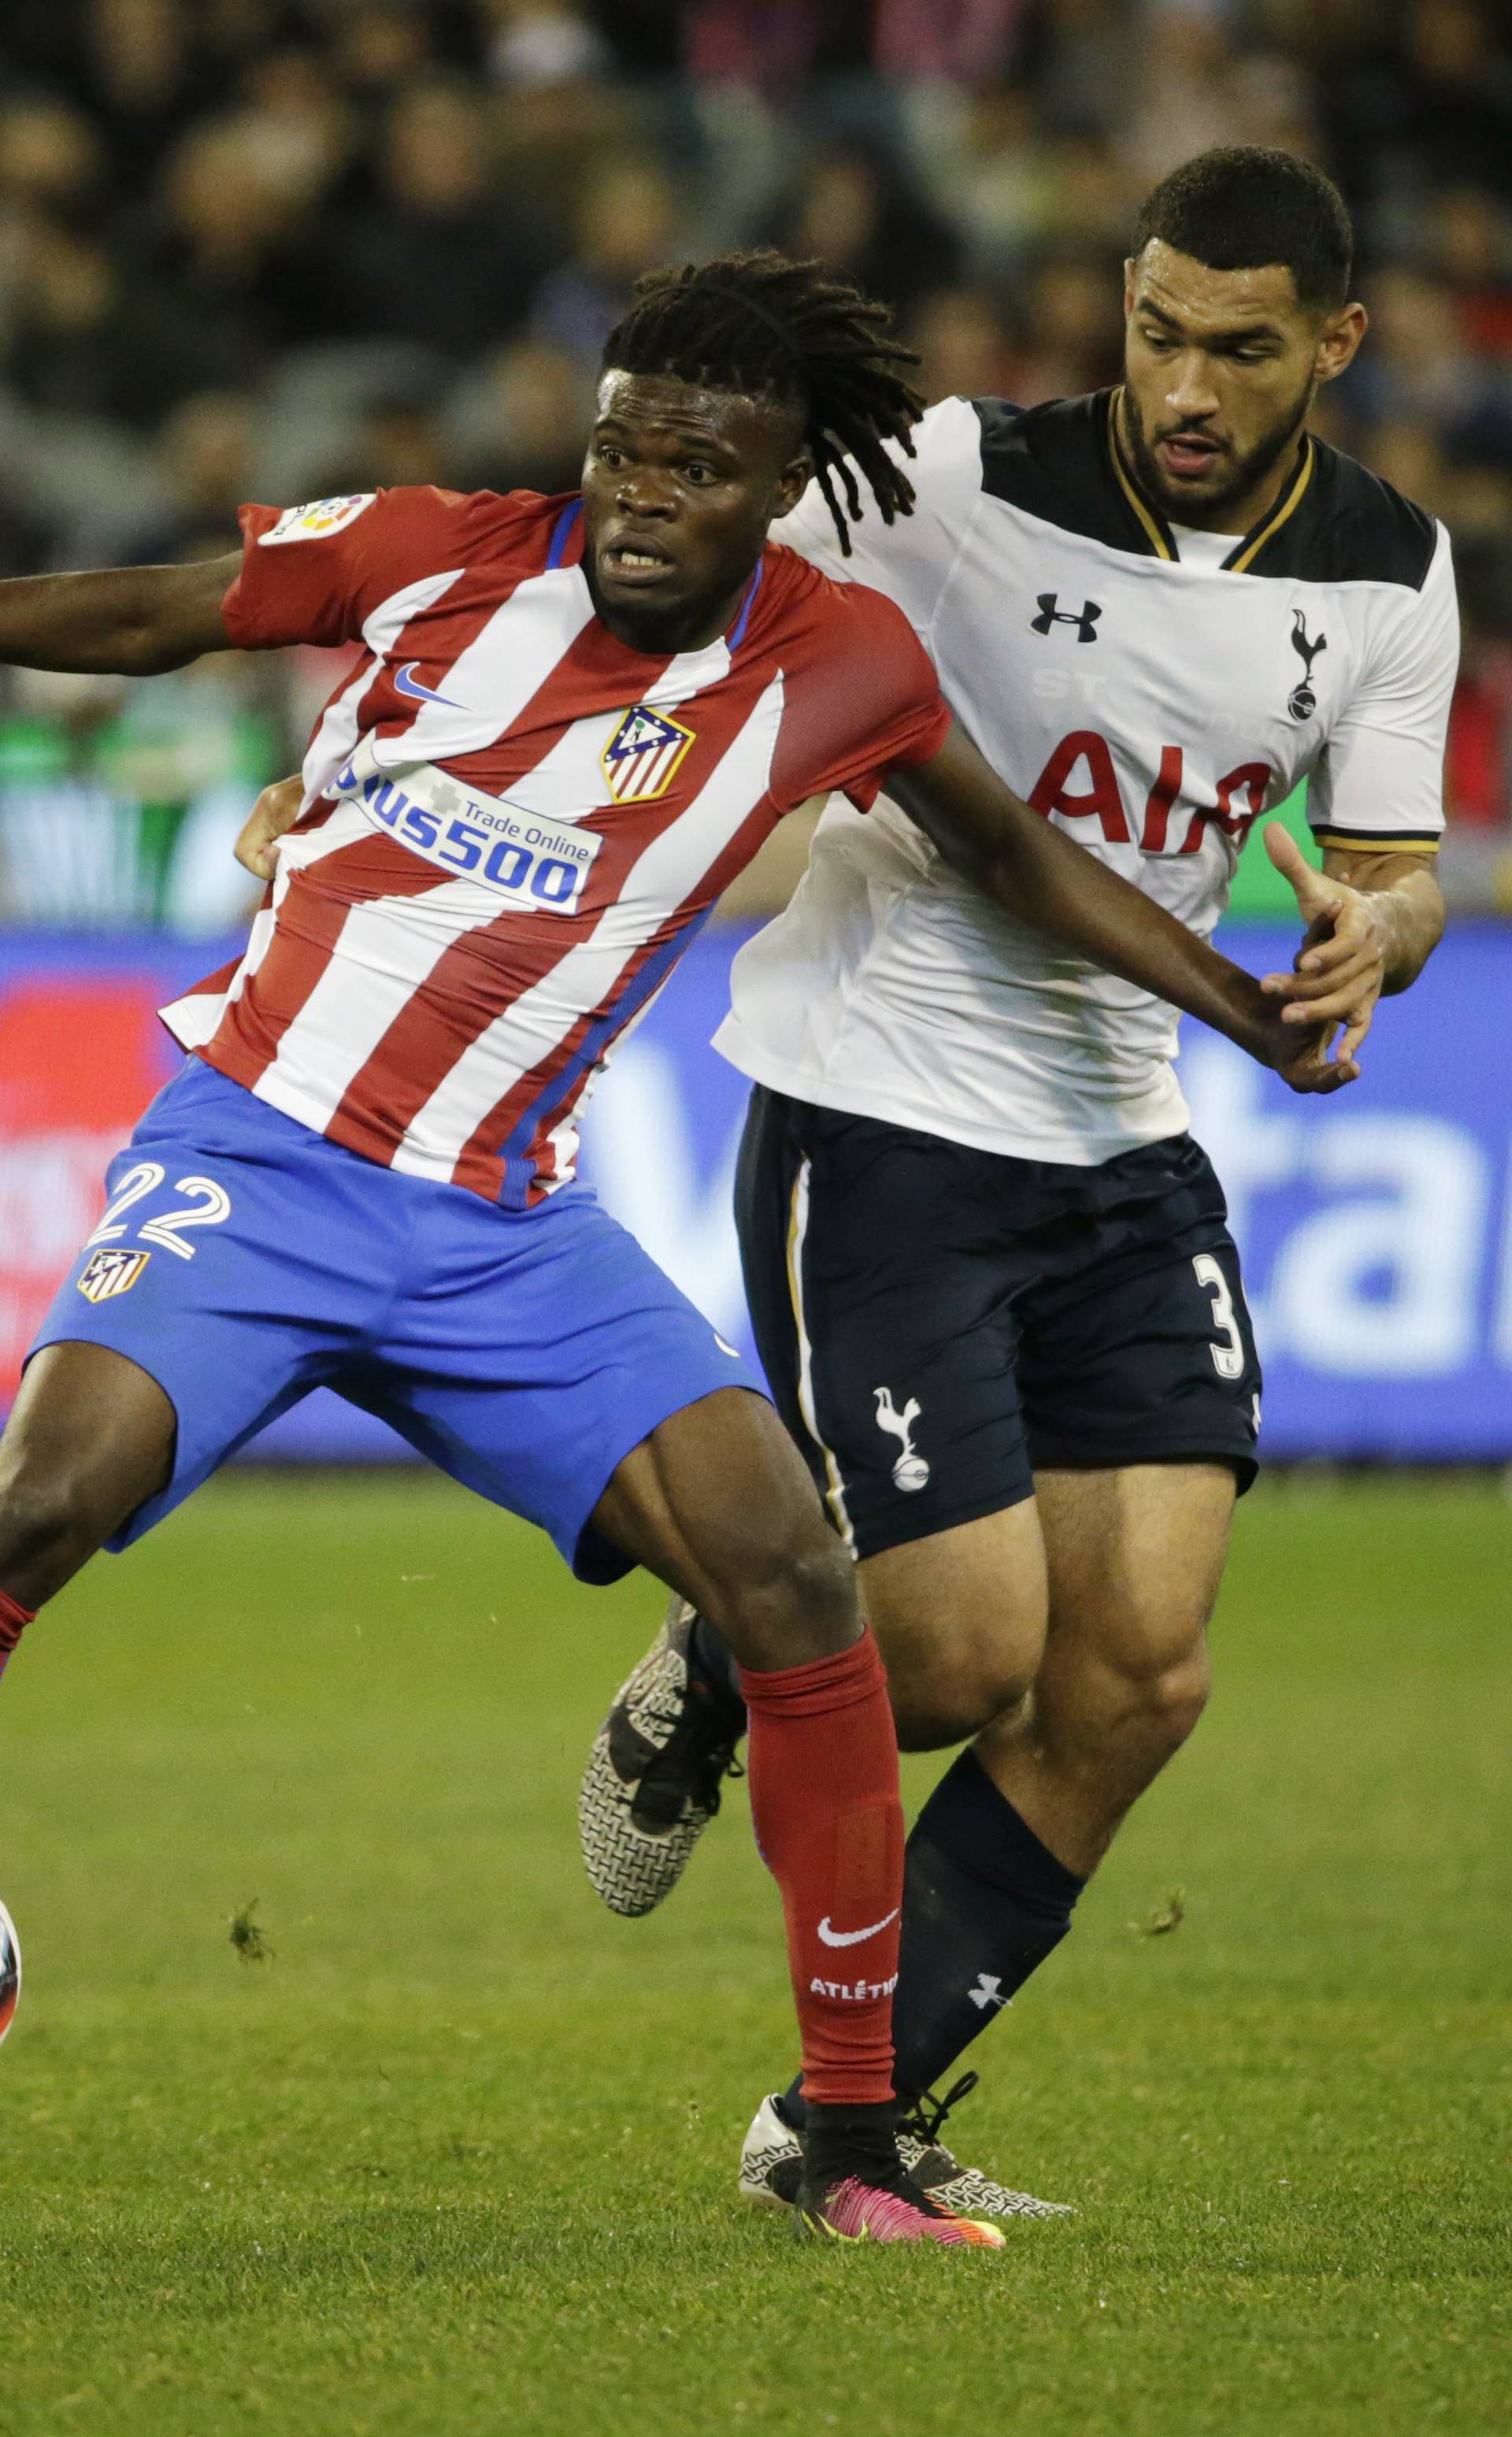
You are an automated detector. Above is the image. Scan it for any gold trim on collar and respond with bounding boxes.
[1107,391,1175,559]
[1226,439,1316,573]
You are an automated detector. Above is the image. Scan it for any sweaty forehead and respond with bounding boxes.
[1130,240,1305,333]
[594,369,800,458]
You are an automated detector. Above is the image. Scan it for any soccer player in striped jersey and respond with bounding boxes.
[0,250,1353,2250]
[577,161,1453,2223]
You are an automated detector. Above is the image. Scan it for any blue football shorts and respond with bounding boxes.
[30,1058,762,1581]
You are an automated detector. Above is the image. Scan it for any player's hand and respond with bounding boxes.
[235,773,305,881]
[1236,992,1359,1093]
[1259,822,1385,1063]
[1270,1018,1359,1096]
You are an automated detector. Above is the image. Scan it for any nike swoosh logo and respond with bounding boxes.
[817,1908,899,1949]
[393,660,462,709]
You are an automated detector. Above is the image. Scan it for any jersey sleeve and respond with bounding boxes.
[1307,523,1459,855]
[220,488,472,650]
[769,580,952,815]
[773,395,984,643]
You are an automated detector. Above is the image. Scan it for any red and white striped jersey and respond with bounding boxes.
[161,485,949,1205]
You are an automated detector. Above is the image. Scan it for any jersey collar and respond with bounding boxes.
[1103,389,1316,573]
[1223,436,1316,573]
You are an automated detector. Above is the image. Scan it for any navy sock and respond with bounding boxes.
[776,1750,1086,2131]
[687,1612,746,1717]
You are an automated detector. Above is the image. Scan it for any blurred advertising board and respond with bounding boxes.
[2,922,1509,1463]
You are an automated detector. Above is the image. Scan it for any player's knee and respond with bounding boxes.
[892,1676,1030,1753]
[1147,1644,1211,1748]
[0,1457,104,1600]
[0,1404,154,1593]
[1110,1634,1211,1759]
[714,1521,858,1669]
[884,1635,1038,1753]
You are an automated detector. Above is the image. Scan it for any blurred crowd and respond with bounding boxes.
[0,0,1510,927]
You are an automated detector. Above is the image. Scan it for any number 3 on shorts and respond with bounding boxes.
[87,1162,232,1263]
[1192,1252,1245,1382]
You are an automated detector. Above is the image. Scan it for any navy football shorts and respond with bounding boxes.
[736,1085,1262,1562]
[31,1059,760,1581]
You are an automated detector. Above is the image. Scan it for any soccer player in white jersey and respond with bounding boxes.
[579,154,1452,2219]
[0,250,1354,2251]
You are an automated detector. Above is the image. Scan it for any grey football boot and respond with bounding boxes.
[739,2073,1075,2220]
[580,1597,746,1916]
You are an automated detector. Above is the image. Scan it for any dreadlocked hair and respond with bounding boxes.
[600,249,925,555]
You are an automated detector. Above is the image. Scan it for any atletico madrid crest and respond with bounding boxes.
[601,705,695,803]
[76,1248,151,1304]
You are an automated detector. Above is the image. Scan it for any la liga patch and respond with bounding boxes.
[76,1248,151,1304]
[258,495,376,547]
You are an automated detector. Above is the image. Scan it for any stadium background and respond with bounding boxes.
[1,0,1510,1459]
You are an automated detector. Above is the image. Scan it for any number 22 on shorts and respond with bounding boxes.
[87,1162,232,1262]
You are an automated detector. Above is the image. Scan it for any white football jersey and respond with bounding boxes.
[716,391,1458,1165]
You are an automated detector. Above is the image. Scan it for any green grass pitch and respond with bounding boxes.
[0,1473,1506,2435]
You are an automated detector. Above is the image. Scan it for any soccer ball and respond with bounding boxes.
[0,1899,19,2045]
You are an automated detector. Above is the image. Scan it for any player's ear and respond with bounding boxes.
[775,451,812,520]
[1122,256,1139,317]
[1314,300,1367,388]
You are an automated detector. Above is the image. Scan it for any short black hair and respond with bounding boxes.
[601,247,924,554]
[1132,146,1354,312]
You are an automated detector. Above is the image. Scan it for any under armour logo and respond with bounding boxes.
[1030,593,1102,643]
[1287,609,1327,721]
[969,1973,1008,2012]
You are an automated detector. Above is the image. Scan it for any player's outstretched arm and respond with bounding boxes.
[0,552,242,677]
[887,725,1358,1096]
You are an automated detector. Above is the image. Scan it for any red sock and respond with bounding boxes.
[0,1589,35,1687]
[739,1628,903,2109]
